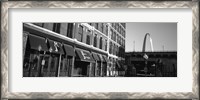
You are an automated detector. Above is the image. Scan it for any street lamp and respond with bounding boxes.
[143,53,148,76]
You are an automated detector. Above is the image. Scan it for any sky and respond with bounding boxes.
[125,22,177,52]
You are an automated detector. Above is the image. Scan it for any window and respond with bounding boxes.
[116,23,118,32]
[53,23,61,33]
[112,23,115,27]
[124,23,126,28]
[113,44,115,55]
[115,23,119,31]
[122,39,124,47]
[105,39,107,51]
[119,26,121,34]
[93,34,97,47]
[115,23,117,30]
[116,46,118,56]
[109,42,112,54]
[123,40,125,47]
[110,29,113,39]
[94,23,98,29]
[77,25,83,42]
[117,35,119,44]
[67,23,73,38]
[113,32,116,41]
[121,38,123,46]
[101,23,104,33]
[124,30,126,37]
[88,23,92,26]
[99,37,103,49]
[122,30,124,37]
[118,25,120,32]
[59,56,73,77]
[116,34,118,43]
[105,25,108,36]
[86,30,91,45]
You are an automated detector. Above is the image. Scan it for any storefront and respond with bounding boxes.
[23,32,76,77]
[59,44,75,77]
[46,39,65,77]
[74,48,95,77]
[102,55,109,77]
[116,61,124,76]
[92,52,101,77]
[108,57,113,76]
[23,33,49,77]
[97,54,108,77]
[23,23,109,77]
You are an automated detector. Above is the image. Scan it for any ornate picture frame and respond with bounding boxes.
[1,1,199,99]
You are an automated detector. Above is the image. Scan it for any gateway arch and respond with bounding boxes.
[142,33,154,52]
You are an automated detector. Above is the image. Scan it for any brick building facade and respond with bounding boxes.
[23,23,125,77]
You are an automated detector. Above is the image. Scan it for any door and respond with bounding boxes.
[49,54,59,77]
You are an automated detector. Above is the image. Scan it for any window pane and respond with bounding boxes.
[67,23,73,38]
[78,25,83,42]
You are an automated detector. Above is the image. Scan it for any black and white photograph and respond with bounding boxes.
[2,1,198,99]
[23,22,177,77]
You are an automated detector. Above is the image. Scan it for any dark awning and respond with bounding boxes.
[48,39,64,54]
[102,55,109,62]
[92,53,100,61]
[97,54,105,62]
[28,34,48,51]
[63,44,75,56]
[76,49,95,63]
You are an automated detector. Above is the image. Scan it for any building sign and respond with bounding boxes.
[49,41,60,53]
[81,51,91,60]
[54,41,59,52]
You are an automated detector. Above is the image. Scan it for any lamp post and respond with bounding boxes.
[143,53,148,76]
